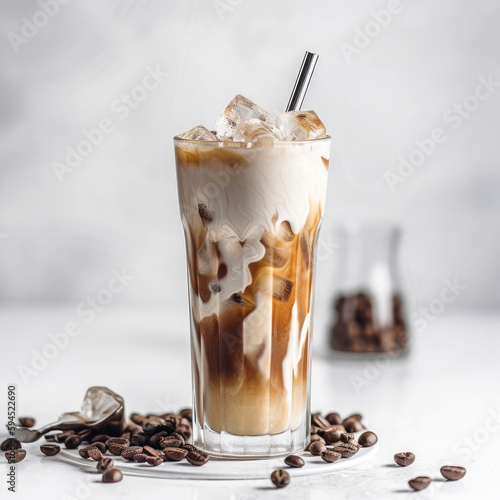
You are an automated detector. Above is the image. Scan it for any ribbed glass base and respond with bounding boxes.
[194,420,309,460]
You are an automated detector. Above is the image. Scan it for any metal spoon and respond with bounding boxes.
[11,386,125,443]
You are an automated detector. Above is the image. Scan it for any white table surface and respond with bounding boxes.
[1,304,499,499]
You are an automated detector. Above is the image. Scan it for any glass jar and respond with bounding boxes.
[328,223,407,356]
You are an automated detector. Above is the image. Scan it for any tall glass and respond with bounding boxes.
[174,136,331,458]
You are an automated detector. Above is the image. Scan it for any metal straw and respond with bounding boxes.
[285,51,319,112]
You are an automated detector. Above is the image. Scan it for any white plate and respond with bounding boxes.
[57,443,378,480]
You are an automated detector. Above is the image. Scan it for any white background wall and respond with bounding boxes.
[1,0,499,327]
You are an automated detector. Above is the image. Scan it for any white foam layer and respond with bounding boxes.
[176,140,330,322]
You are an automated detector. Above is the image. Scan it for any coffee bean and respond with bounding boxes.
[102,468,123,483]
[408,476,431,491]
[169,432,185,445]
[182,444,197,452]
[340,433,355,443]
[164,416,181,429]
[125,422,143,433]
[64,435,82,449]
[175,425,192,440]
[147,456,164,466]
[55,430,75,443]
[325,412,342,425]
[130,433,148,447]
[324,429,343,444]
[160,437,183,449]
[77,429,93,442]
[1,439,21,451]
[92,442,107,453]
[311,413,330,429]
[121,446,143,461]
[179,408,192,421]
[271,469,290,488]
[309,441,326,456]
[79,442,107,459]
[44,434,57,442]
[321,450,341,463]
[130,413,148,426]
[358,431,377,448]
[148,431,169,449]
[164,447,188,461]
[79,446,92,459]
[180,417,192,428]
[106,438,129,456]
[91,434,111,444]
[309,433,326,444]
[343,418,365,433]
[332,442,359,458]
[284,455,304,468]
[109,444,128,456]
[440,466,466,481]
[143,445,161,457]
[97,457,114,473]
[310,425,319,434]
[5,449,26,463]
[186,449,209,466]
[120,431,131,441]
[106,437,129,445]
[318,424,345,438]
[394,452,415,467]
[88,448,102,461]
[40,444,60,456]
[18,417,35,428]
[134,453,147,463]
[343,413,363,422]
[143,421,163,436]
[146,414,166,423]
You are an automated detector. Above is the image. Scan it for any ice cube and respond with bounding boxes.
[276,110,327,141]
[180,125,218,141]
[214,94,275,140]
[233,118,283,143]
[256,275,293,301]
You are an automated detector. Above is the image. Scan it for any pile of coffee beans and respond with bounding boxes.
[37,408,209,483]
[393,451,466,491]
[330,292,406,353]
[271,411,378,488]
[2,411,467,493]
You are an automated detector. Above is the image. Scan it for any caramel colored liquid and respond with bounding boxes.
[175,140,329,436]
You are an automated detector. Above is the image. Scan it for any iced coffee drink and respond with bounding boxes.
[175,95,330,457]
